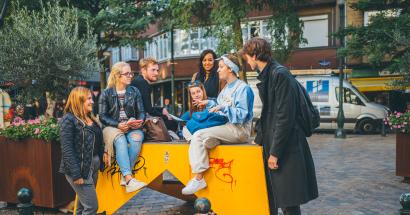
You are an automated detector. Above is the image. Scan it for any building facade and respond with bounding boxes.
[107,0,407,115]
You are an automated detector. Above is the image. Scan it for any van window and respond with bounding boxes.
[335,87,364,106]
[351,85,370,103]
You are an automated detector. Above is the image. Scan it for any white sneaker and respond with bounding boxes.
[182,178,207,195]
[125,178,146,193]
[120,176,126,186]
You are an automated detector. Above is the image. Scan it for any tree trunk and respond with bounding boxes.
[233,18,247,83]
[45,92,56,119]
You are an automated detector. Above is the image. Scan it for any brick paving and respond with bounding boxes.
[1,133,409,215]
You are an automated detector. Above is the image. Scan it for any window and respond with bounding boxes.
[242,20,271,42]
[175,29,190,56]
[364,10,400,26]
[111,47,120,65]
[144,32,171,61]
[121,46,138,61]
[190,28,200,55]
[144,28,217,60]
[300,15,329,48]
[336,87,364,106]
[111,46,139,65]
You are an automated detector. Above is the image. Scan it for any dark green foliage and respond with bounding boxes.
[336,0,410,88]
[0,2,98,101]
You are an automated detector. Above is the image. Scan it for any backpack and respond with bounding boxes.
[296,81,320,137]
[274,66,320,137]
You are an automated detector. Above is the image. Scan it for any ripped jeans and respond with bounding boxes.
[114,129,144,176]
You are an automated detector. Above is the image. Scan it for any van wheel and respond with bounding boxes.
[357,118,375,134]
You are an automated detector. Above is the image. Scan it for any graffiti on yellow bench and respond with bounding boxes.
[78,142,269,214]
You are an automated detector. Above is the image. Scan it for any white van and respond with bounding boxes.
[248,75,389,134]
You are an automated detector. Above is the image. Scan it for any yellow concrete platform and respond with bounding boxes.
[78,142,270,215]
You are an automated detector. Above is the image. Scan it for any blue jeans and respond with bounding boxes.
[114,129,144,176]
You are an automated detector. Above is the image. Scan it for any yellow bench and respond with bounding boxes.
[88,142,269,214]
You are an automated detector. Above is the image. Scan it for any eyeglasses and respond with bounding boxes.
[186,80,201,87]
[120,72,134,77]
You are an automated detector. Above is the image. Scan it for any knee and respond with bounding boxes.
[114,136,127,148]
[130,132,143,142]
[191,131,204,142]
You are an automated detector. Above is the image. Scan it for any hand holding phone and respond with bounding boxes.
[127,118,143,129]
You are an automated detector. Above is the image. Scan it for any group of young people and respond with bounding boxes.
[59,38,318,215]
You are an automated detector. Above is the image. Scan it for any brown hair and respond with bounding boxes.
[225,53,240,69]
[242,37,272,62]
[187,82,208,117]
[64,87,96,122]
[107,61,130,89]
[139,57,158,70]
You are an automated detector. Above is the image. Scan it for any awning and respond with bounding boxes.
[349,76,410,92]
[247,69,353,78]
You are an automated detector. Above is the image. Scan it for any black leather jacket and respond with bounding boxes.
[98,86,145,127]
[59,113,104,180]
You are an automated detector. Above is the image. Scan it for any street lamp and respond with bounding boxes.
[335,65,346,138]
[335,0,346,138]
[170,26,176,115]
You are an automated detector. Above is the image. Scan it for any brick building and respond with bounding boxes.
[105,0,408,114]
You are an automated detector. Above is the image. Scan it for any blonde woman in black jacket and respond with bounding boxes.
[59,87,104,215]
[99,61,146,193]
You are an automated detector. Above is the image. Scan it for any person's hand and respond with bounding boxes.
[118,122,129,133]
[103,152,110,166]
[209,106,220,113]
[129,120,143,129]
[251,141,257,145]
[73,178,84,185]
[193,99,208,108]
[268,155,279,170]
[162,108,169,116]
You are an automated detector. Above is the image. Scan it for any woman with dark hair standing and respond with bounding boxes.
[192,49,226,99]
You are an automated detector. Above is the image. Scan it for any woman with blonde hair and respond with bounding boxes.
[180,81,208,121]
[59,87,104,215]
[99,61,146,193]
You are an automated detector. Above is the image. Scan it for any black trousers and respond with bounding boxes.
[263,153,278,215]
[282,206,301,215]
[263,152,301,215]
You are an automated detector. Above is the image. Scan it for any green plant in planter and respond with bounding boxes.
[385,111,410,134]
[0,117,59,141]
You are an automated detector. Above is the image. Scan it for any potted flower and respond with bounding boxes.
[0,117,74,208]
[0,117,59,141]
[385,111,410,182]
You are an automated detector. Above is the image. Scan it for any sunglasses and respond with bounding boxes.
[120,72,134,77]
[186,80,202,87]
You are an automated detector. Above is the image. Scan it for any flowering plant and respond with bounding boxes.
[0,117,59,141]
[384,111,410,134]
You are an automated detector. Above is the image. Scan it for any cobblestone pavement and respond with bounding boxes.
[1,133,409,215]
[301,133,410,215]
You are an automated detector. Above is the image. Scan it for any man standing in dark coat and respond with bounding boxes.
[242,38,318,215]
